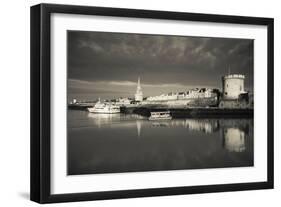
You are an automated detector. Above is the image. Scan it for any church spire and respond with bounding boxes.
[135,76,143,101]
[137,77,141,89]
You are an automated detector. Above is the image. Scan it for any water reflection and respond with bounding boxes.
[87,113,144,128]
[69,110,253,175]
[223,128,245,152]
[136,120,141,138]
[86,113,251,153]
[87,113,118,128]
[151,119,218,133]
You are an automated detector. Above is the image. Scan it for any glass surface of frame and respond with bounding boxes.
[30,3,274,203]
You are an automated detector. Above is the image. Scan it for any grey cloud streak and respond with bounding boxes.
[67,31,253,100]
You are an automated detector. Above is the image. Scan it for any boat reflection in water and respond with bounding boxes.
[68,110,253,175]
[87,113,121,128]
[86,113,250,153]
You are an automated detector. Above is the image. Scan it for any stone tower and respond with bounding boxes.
[135,77,143,101]
[222,74,245,99]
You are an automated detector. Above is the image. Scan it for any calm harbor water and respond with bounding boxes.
[67,110,253,175]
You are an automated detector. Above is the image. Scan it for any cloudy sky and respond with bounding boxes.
[67,31,253,101]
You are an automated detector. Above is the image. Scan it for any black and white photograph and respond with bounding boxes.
[29,2,274,204]
[67,31,254,175]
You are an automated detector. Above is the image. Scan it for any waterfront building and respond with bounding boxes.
[146,88,216,101]
[219,73,252,108]
[222,74,246,100]
[135,77,143,101]
[69,98,77,105]
[115,97,132,106]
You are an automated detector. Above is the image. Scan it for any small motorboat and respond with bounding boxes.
[148,111,172,121]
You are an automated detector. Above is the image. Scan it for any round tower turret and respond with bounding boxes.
[222,74,245,100]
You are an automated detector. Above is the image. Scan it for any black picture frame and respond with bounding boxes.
[30,3,274,204]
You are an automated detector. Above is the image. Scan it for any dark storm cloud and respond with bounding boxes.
[67,31,253,100]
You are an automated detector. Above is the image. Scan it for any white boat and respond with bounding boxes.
[88,100,120,114]
[148,111,172,121]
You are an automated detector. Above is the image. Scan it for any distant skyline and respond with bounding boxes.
[67,31,254,101]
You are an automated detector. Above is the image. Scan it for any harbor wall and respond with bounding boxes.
[68,103,94,110]
[68,103,253,118]
[123,106,253,118]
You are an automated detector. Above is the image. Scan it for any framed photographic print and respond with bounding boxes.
[30,3,274,203]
